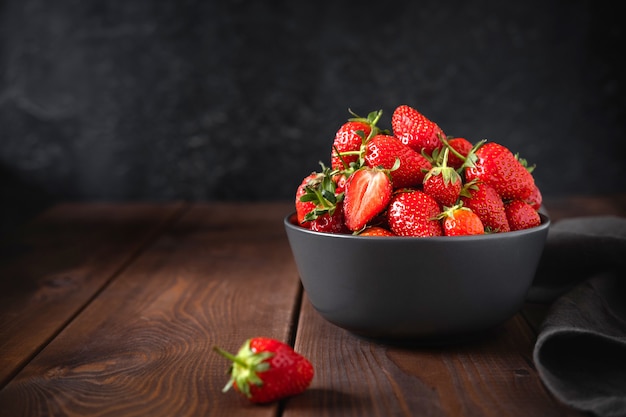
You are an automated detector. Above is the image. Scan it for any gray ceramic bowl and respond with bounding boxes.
[284,212,550,344]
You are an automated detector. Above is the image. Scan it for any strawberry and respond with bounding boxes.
[330,109,382,171]
[464,142,535,201]
[295,164,345,230]
[525,183,543,211]
[444,137,473,169]
[386,190,442,237]
[438,205,485,236]
[505,200,541,231]
[332,172,348,194]
[295,172,322,225]
[358,226,396,237]
[391,104,445,155]
[423,148,462,207]
[331,120,369,170]
[343,167,393,231]
[364,134,432,189]
[308,202,348,234]
[214,337,314,404]
[460,181,510,233]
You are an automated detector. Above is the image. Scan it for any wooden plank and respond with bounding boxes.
[0,202,301,417]
[0,203,186,387]
[286,294,584,417]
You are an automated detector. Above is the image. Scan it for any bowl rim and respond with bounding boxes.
[284,212,550,241]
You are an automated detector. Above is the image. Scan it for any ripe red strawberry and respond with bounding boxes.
[295,172,322,225]
[308,202,348,234]
[343,167,393,231]
[444,137,473,169]
[331,120,369,170]
[332,172,348,194]
[460,181,510,233]
[505,200,541,231]
[525,183,543,211]
[464,142,536,201]
[439,205,484,236]
[391,104,445,155]
[214,337,314,404]
[358,226,395,237]
[386,190,442,237]
[423,148,462,207]
[364,134,432,189]
[295,164,346,233]
[330,110,382,170]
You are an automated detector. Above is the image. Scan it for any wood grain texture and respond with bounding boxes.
[2,198,624,417]
[0,203,186,387]
[0,202,300,417]
[286,295,584,417]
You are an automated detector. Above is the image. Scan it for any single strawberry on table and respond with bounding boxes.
[214,337,314,404]
[391,104,445,155]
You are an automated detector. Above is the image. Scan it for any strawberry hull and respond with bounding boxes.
[284,212,550,344]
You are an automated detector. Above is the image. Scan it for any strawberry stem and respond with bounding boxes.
[332,145,351,170]
[213,341,274,398]
[440,135,466,163]
[213,346,248,368]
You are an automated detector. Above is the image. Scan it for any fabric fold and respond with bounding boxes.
[530,216,626,417]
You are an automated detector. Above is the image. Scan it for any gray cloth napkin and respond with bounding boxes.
[529,216,626,417]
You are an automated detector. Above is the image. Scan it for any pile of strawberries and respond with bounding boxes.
[295,104,543,237]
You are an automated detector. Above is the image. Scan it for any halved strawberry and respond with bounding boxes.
[364,134,432,189]
[391,104,445,155]
[386,190,442,237]
[343,167,393,231]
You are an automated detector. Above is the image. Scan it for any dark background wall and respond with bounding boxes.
[1,0,625,228]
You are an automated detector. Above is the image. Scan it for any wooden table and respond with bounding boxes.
[1,195,625,417]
